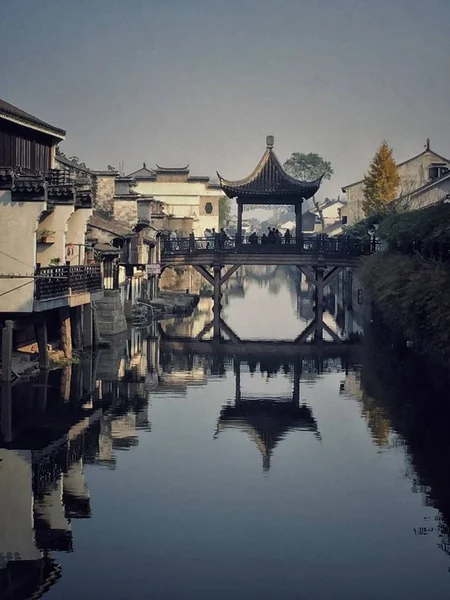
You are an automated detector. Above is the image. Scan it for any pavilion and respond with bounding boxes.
[217,135,323,242]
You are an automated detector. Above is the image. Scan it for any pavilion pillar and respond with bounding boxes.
[295,201,303,245]
[213,265,221,339]
[237,200,243,244]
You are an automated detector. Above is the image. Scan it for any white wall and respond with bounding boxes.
[344,151,450,224]
[133,180,222,234]
[0,191,46,312]
[0,450,41,565]
[66,208,92,265]
[37,204,74,265]
[407,178,450,210]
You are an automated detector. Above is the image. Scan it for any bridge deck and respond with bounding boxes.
[161,236,374,267]
[162,252,361,267]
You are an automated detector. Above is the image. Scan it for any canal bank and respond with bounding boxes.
[353,203,450,363]
[3,266,450,599]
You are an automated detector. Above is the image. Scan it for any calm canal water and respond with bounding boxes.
[2,266,450,599]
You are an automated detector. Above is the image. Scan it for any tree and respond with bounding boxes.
[283,153,333,231]
[219,195,231,228]
[362,142,400,216]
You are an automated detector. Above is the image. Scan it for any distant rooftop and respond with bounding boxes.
[126,162,219,186]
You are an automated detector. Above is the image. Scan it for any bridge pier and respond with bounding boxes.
[296,265,344,343]
[193,264,242,339]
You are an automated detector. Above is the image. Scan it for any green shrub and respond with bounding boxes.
[359,252,450,360]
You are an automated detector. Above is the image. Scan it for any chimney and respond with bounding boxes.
[266,135,274,149]
[137,197,152,225]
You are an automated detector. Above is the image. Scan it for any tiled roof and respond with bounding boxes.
[88,213,135,238]
[0,98,66,138]
[55,152,91,173]
[126,165,156,179]
[93,243,121,256]
[218,143,323,200]
[155,164,189,173]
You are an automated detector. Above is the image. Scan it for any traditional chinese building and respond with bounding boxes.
[0,98,103,374]
[126,163,222,237]
[218,136,323,242]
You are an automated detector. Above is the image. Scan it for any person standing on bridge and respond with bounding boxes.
[219,228,229,249]
[284,229,291,245]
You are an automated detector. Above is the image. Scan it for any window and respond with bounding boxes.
[205,202,213,214]
[429,164,449,180]
[342,215,348,225]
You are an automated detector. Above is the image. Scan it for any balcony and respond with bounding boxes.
[35,265,102,301]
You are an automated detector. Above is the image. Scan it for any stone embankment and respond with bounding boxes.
[135,292,199,322]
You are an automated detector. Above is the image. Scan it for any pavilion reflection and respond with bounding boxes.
[215,359,320,471]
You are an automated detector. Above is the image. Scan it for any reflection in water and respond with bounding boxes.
[2,268,450,598]
[216,360,320,471]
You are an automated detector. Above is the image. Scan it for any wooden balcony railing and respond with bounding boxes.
[35,265,102,301]
[162,234,379,258]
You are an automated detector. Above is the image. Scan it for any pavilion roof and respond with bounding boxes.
[217,399,318,470]
[217,137,323,201]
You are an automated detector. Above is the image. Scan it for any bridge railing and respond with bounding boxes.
[162,234,378,258]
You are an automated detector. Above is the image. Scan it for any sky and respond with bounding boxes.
[1,0,450,200]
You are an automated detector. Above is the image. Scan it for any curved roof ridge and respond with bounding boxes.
[217,147,323,200]
[155,164,189,172]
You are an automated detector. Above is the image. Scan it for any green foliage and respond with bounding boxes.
[362,142,400,216]
[359,253,450,360]
[219,195,231,228]
[283,153,333,181]
[377,203,450,249]
[344,213,385,240]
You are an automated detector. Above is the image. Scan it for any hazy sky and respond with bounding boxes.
[2,0,450,199]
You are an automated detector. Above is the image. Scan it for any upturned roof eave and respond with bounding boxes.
[218,147,323,200]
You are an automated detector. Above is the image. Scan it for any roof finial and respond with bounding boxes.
[143,162,146,169]
[266,135,274,149]
[425,138,430,151]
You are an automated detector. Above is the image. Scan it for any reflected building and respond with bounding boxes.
[0,339,153,599]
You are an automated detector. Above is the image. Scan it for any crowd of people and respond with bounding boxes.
[166,227,294,250]
[248,227,292,245]
[204,227,229,248]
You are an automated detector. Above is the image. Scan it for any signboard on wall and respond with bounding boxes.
[146,264,161,275]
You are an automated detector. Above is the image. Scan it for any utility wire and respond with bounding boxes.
[0,280,34,298]
[0,249,36,270]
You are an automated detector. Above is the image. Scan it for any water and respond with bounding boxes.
[2,266,450,599]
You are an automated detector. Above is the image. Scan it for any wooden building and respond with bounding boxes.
[218,135,323,242]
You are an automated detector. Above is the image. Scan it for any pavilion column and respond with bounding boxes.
[295,201,303,245]
[213,265,221,339]
[237,200,243,244]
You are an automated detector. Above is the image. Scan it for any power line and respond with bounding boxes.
[0,280,34,298]
[0,249,35,270]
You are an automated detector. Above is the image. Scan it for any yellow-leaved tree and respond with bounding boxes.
[362,142,400,216]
